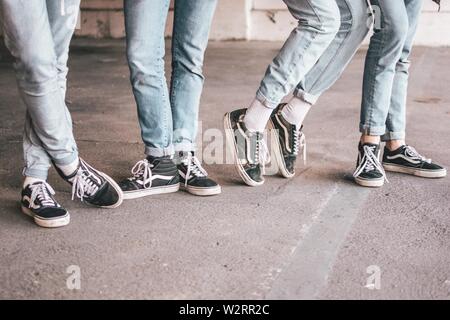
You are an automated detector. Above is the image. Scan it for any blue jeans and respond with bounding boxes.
[360,0,423,141]
[296,0,371,104]
[124,0,217,157]
[256,0,342,108]
[1,0,80,180]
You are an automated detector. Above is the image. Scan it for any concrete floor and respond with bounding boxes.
[0,40,449,300]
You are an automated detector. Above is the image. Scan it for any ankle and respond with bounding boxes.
[243,99,273,133]
[360,135,380,145]
[23,177,46,189]
[56,158,80,177]
[386,140,405,151]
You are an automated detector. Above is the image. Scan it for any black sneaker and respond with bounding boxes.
[353,142,387,187]
[269,104,306,178]
[21,181,70,228]
[176,151,221,196]
[224,108,270,187]
[55,158,123,208]
[119,156,180,199]
[383,145,447,178]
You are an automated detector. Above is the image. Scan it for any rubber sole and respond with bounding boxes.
[22,206,70,228]
[224,113,264,187]
[180,184,222,196]
[123,183,180,200]
[354,176,385,188]
[267,119,295,179]
[383,163,447,178]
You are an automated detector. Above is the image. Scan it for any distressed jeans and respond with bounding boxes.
[1,0,80,180]
[360,0,423,141]
[124,0,218,157]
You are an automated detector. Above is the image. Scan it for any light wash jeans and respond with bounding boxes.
[296,0,371,104]
[124,0,218,157]
[256,0,342,109]
[1,0,80,180]
[360,0,423,141]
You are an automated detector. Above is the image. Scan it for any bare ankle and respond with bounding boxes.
[360,135,380,145]
[386,140,405,151]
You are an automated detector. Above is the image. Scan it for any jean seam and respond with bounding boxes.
[364,10,386,133]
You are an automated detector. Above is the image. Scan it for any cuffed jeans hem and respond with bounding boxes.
[381,131,406,142]
[52,151,79,166]
[145,145,175,157]
[22,168,49,180]
[255,90,280,109]
[293,88,319,105]
[359,124,386,137]
[174,142,196,153]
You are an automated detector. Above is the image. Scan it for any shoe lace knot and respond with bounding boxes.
[29,182,57,208]
[130,159,154,188]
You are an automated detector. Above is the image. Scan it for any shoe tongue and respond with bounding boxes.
[362,142,379,148]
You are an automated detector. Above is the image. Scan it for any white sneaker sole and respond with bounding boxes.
[354,176,385,188]
[180,184,222,196]
[383,163,447,178]
[267,119,295,179]
[123,183,180,200]
[22,206,70,228]
[224,113,264,187]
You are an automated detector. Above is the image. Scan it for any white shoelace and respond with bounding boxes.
[353,145,388,182]
[405,146,432,163]
[182,154,208,187]
[71,163,102,201]
[293,131,307,165]
[130,159,154,188]
[255,135,271,174]
[29,182,57,208]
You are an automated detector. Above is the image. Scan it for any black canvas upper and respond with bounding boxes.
[119,156,179,192]
[228,108,265,183]
[270,104,305,175]
[383,145,445,171]
[55,158,121,207]
[21,182,67,219]
[176,151,219,189]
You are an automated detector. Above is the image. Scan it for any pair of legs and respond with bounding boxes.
[120,0,221,198]
[354,0,446,187]
[1,0,123,228]
[225,0,371,186]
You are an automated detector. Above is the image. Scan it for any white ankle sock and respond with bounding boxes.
[23,177,45,188]
[243,99,273,132]
[56,158,80,176]
[281,97,312,127]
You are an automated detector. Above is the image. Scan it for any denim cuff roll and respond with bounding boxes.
[255,90,279,109]
[381,131,406,142]
[359,123,387,137]
[22,167,49,180]
[145,145,175,158]
[293,88,319,105]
